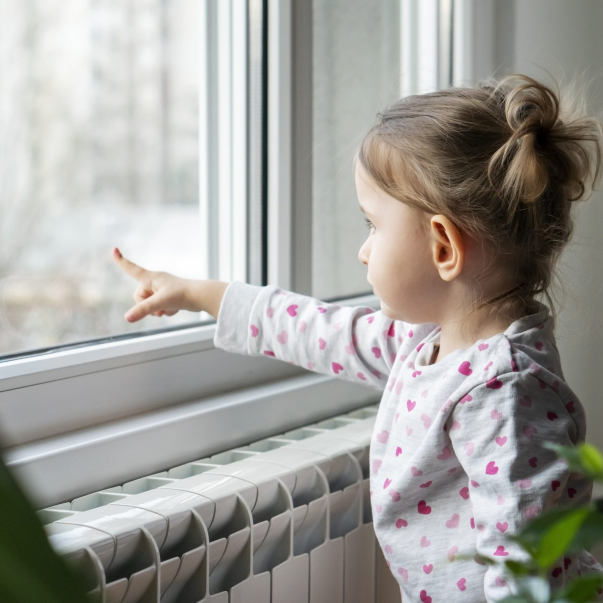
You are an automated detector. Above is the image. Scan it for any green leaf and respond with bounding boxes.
[505,560,537,577]
[542,442,603,480]
[579,444,603,476]
[0,449,90,603]
[558,574,603,603]
[517,577,551,603]
[512,508,587,554]
[532,507,590,568]
[559,512,603,556]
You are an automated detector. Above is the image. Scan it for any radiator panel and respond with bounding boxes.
[40,402,403,602]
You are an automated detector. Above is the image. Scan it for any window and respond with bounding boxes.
[0,0,494,507]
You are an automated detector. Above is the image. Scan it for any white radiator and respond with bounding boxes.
[40,403,403,603]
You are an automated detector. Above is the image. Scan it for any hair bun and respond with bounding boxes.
[487,72,603,206]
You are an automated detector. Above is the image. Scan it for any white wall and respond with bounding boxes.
[493,0,603,455]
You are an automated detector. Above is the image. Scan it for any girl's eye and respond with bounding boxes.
[364,217,375,231]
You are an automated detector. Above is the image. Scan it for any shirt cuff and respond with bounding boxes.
[213,280,264,355]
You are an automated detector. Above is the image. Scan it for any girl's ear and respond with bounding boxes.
[429,215,464,282]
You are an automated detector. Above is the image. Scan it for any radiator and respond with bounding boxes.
[40,402,404,603]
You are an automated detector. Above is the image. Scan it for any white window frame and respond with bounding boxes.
[0,0,494,509]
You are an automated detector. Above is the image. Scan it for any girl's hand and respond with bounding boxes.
[112,247,198,322]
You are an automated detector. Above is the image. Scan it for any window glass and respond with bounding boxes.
[0,0,203,357]
[312,0,456,300]
[312,0,402,300]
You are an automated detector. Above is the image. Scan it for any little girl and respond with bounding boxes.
[114,73,603,601]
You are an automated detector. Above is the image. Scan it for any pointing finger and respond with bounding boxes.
[124,292,168,322]
[113,248,149,281]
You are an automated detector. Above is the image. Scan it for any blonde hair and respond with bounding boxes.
[357,72,603,337]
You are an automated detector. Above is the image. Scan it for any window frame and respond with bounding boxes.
[0,0,495,507]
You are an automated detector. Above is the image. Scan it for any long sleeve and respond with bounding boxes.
[213,280,428,390]
[448,371,581,601]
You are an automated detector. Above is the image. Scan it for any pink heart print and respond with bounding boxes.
[450,420,461,431]
[266,307,274,318]
[298,320,307,332]
[318,338,326,350]
[458,361,473,376]
[412,370,422,378]
[372,459,382,474]
[494,546,509,556]
[383,478,392,489]
[371,346,381,358]
[333,321,342,331]
[484,361,494,371]
[535,341,544,351]
[250,324,259,337]
[332,362,343,374]
[497,494,505,505]
[490,408,503,420]
[437,445,452,460]
[395,381,404,395]
[398,567,408,583]
[286,304,298,316]
[384,544,393,555]
[376,504,383,513]
[420,590,432,603]
[317,307,326,313]
[423,564,433,575]
[495,577,508,586]
[395,446,402,457]
[420,536,431,547]
[419,481,432,489]
[406,426,413,436]
[447,545,459,561]
[367,315,374,323]
[519,395,532,408]
[407,399,416,412]
[420,414,432,428]
[496,436,507,446]
[478,343,489,351]
[395,518,408,528]
[524,505,541,519]
[389,489,401,502]
[516,478,532,488]
[523,425,537,439]
[464,442,475,456]
[411,466,423,476]
[344,342,356,355]
[486,376,504,389]
[446,513,460,528]
[357,372,366,380]
[395,412,400,423]
[552,567,562,578]
[459,393,473,404]
[548,411,559,421]
[496,522,509,533]
[486,461,499,475]
[418,500,432,514]
[459,487,469,500]
[552,480,561,491]
[529,456,538,468]
[276,330,288,344]
[457,578,467,591]
[376,430,389,443]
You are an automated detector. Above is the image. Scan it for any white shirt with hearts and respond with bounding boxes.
[213,280,603,602]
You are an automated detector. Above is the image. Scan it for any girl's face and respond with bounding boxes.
[356,162,446,325]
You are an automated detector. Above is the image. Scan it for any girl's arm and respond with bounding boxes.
[213,280,436,390]
[448,371,584,600]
